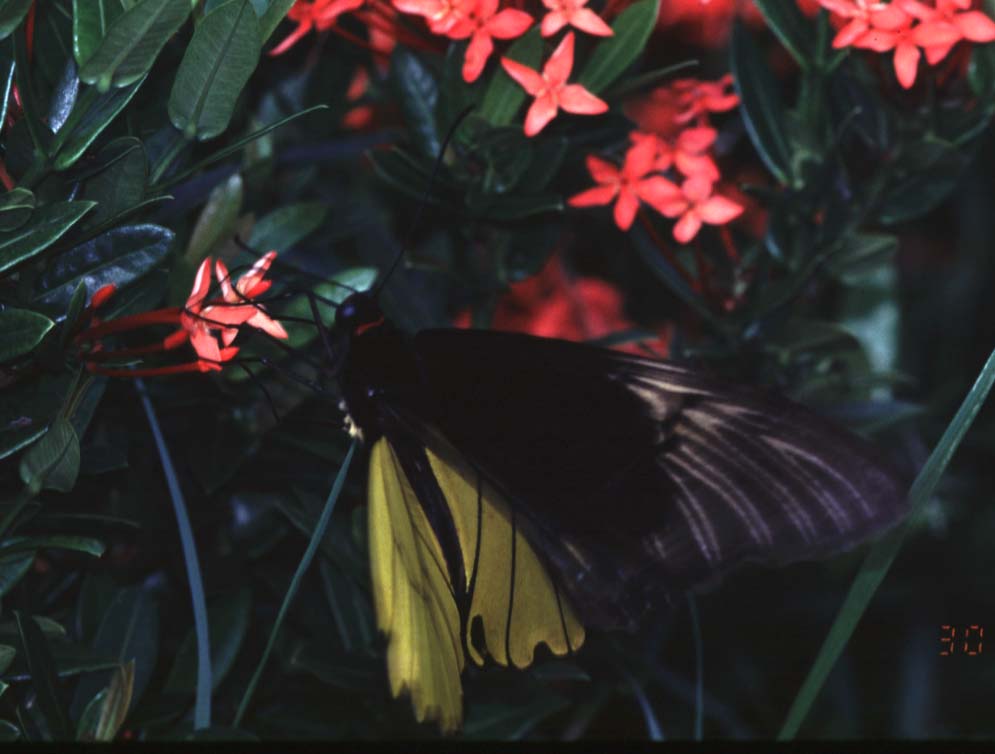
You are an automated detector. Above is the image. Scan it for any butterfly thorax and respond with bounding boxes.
[334,294,423,444]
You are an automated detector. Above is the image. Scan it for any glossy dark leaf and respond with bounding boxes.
[579,0,660,93]
[164,588,251,694]
[751,0,815,68]
[0,535,105,560]
[0,0,32,40]
[33,224,173,314]
[248,202,328,252]
[169,0,262,141]
[53,76,145,170]
[0,187,34,232]
[78,0,190,91]
[70,587,159,722]
[258,0,296,44]
[391,48,440,158]
[0,371,74,461]
[0,201,96,276]
[0,553,32,598]
[14,611,72,741]
[17,417,80,494]
[72,0,127,68]
[481,28,541,127]
[79,137,148,229]
[0,308,54,362]
[47,60,79,134]
[730,20,792,185]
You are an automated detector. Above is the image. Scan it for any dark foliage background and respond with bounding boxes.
[1,0,994,741]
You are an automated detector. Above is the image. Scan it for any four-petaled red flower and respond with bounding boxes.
[394,0,474,34]
[853,4,961,88]
[631,128,720,181]
[670,75,740,125]
[500,32,608,136]
[898,0,995,64]
[568,136,680,230]
[819,0,906,48]
[540,0,613,38]
[449,0,532,82]
[214,252,290,347]
[655,176,744,243]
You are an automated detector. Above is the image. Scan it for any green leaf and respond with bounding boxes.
[0,201,96,276]
[33,225,174,314]
[0,0,32,40]
[0,536,105,560]
[164,588,251,694]
[95,662,133,741]
[0,309,54,363]
[779,342,995,739]
[75,688,109,742]
[0,187,35,232]
[466,191,563,220]
[73,0,127,68]
[391,48,440,158]
[0,720,19,741]
[0,644,14,674]
[0,553,33,598]
[248,202,328,252]
[185,173,243,263]
[79,137,148,229]
[70,587,159,722]
[169,0,262,141]
[751,0,815,69]
[78,0,190,91]
[730,20,793,185]
[53,76,145,170]
[258,0,296,44]
[826,233,898,284]
[18,417,81,494]
[0,372,74,461]
[14,611,72,740]
[578,0,660,93]
[481,28,542,127]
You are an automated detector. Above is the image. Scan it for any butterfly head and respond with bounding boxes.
[336,292,385,337]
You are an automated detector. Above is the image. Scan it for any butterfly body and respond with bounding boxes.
[329,291,907,730]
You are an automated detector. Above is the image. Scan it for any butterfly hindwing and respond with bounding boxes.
[368,432,585,731]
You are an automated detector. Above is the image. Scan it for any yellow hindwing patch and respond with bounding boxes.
[368,436,585,732]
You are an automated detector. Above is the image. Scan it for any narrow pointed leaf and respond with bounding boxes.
[169,0,262,141]
[0,202,96,276]
[579,0,660,93]
[14,611,72,741]
[481,28,542,126]
[78,0,190,91]
[0,309,54,362]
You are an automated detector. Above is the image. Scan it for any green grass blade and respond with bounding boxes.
[779,343,995,739]
[135,378,212,730]
[233,439,357,727]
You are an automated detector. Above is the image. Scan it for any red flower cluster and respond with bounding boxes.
[817,0,995,88]
[570,75,743,240]
[454,256,671,355]
[76,253,288,377]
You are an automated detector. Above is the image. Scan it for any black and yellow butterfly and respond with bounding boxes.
[322,288,907,732]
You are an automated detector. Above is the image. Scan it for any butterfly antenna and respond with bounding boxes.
[371,104,475,298]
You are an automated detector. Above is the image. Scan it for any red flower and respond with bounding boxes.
[500,32,608,136]
[853,5,960,88]
[655,176,743,243]
[214,252,289,347]
[669,75,739,124]
[899,0,995,64]
[393,0,475,34]
[568,136,679,230]
[540,0,613,38]
[632,127,720,180]
[270,0,365,55]
[180,258,252,365]
[454,255,671,355]
[449,0,532,82]
[819,0,907,48]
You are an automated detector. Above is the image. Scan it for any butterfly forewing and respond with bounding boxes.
[405,329,907,629]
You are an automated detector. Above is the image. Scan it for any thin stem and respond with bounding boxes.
[233,440,358,727]
[134,378,212,730]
